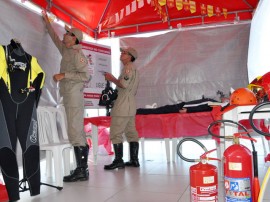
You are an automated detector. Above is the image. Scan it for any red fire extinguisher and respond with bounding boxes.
[177,138,220,202]
[0,182,9,201]
[224,132,257,202]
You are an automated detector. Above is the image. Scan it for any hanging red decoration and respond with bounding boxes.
[158,0,166,6]
[175,0,183,11]
[223,8,228,18]
[183,0,190,11]
[167,0,175,8]
[189,1,196,13]
[207,5,214,17]
[200,4,206,15]
[215,7,221,17]
[152,0,168,22]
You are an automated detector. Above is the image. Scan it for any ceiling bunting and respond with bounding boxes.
[223,8,228,18]
[200,4,207,15]
[183,0,190,11]
[161,12,168,22]
[215,7,221,17]
[100,0,144,32]
[189,1,196,13]
[112,0,144,25]
[115,9,124,23]
[175,0,183,11]
[158,0,166,6]
[207,5,214,17]
[131,0,138,13]
[153,0,228,23]
[138,0,144,8]
[126,4,131,16]
[152,0,168,22]
[167,0,175,8]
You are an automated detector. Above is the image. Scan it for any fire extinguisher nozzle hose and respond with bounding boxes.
[177,138,211,162]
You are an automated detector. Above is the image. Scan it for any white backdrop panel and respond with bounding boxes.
[121,23,250,108]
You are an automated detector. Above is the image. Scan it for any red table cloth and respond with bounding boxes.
[84,112,214,139]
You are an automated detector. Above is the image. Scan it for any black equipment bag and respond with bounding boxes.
[98,80,118,109]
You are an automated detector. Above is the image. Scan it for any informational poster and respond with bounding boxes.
[81,42,111,108]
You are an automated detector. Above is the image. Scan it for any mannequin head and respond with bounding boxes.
[9,39,25,56]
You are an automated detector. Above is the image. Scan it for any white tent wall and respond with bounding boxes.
[121,23,250,108]
[0,0,64,106]
[1,1,251,110]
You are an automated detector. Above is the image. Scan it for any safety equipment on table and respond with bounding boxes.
[260,72,270,100]
[177,138,219,202]
[248,75,267,103]
[247,72,270,102]
[230,88,258,106]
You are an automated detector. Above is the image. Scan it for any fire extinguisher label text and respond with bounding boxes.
[191,185,217,202]
[228,162,242,171]
[203,176,215,184]
[200,185,216,191]
[224,177,251,201]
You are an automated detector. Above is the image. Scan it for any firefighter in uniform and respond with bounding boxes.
[0,39,45,201]
[42,11,91,182]
[104,47,140,170]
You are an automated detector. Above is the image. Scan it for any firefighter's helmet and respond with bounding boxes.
[260,72,270,100]
[230,88,258,105]
[248,72,270,102]
[248,76,266,102]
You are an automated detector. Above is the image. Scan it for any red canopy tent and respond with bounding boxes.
[30,0,258,39]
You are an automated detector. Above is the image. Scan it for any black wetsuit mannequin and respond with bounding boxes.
[0,39,44,201]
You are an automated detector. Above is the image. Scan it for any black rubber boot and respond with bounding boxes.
[125,142,140,167]
[63,145,89,182]
[104,143,125,170]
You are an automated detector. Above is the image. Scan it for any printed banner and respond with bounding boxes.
[81,42,111,109]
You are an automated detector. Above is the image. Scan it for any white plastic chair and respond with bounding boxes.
[55,105,69,141]
[37,106,73,187]
[48,105,76,170]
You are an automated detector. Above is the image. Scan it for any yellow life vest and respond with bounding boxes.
[0,45,45,93]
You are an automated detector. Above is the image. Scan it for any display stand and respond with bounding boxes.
[19,178,63,193]
[221,105,270,155]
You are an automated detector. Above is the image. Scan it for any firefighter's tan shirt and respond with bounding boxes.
[111,62,139,116]
[44,20,90,107]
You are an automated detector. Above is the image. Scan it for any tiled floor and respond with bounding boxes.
[5,138,270,201]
